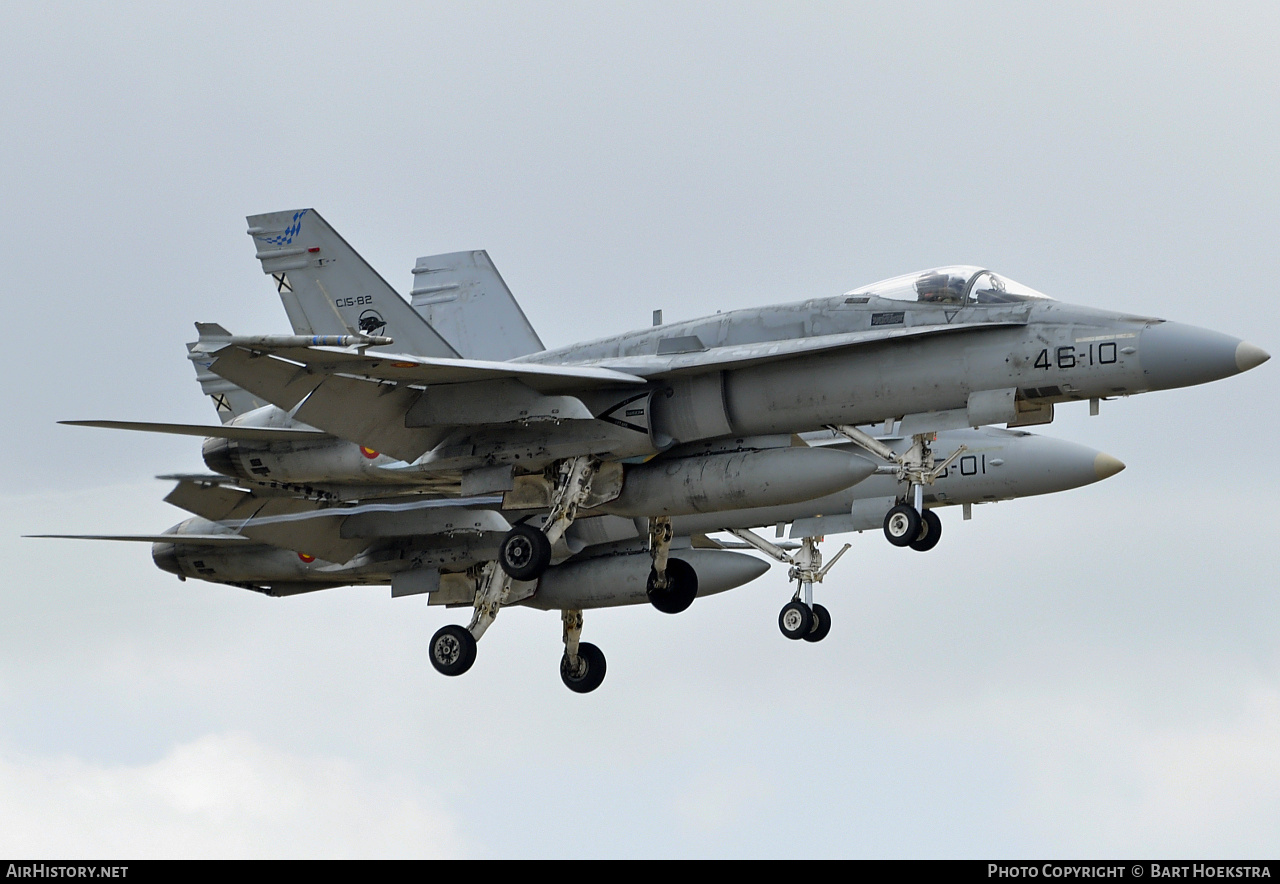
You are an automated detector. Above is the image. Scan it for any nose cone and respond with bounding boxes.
[1140,321,1269,391]
[995,433,1124,497]
[1093,452,1126,481]
[1236,341,1271,373]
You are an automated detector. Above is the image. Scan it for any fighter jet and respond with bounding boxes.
[37,423,1123,692]
[46,208,1266,691]
[197,211,1265,575]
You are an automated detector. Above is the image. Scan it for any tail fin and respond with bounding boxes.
[410,250,544,360]
[187,323,268,422]
[246,209,459,358]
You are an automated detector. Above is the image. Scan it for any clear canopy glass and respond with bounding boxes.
[845,265,1052,305]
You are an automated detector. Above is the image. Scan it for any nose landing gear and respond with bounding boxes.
[827,424,961,552]
[728,529,849,645]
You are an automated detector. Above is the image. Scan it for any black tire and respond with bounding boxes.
[802,603,831,643]
[646,557,698,614]
[779,601,813,640]
[909,508,942,552]
[560,641,607,693]
[883,504,922,547]
[498,523,552,580]
[429,624,477,676]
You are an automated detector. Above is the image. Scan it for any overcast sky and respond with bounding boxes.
[1,1,1277,858]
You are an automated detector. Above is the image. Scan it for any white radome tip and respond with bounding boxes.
[1235,341,1271,373]
[1094,453,1126,480]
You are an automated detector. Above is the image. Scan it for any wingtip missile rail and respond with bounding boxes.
[211,333,395,350]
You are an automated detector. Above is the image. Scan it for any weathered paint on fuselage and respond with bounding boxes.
[531,296,1166,444]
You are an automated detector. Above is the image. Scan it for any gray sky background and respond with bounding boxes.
[1,1,1277,858]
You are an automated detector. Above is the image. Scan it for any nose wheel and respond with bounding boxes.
[803,603,831,642]
[909,508,942,551]
[778,600,832,642]
[883,504,921,547]
[779,601,812,639]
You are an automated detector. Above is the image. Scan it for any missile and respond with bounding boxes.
[205,333,394,349]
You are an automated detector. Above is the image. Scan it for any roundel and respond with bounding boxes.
[360,446,379,459]
[298,552,316,563]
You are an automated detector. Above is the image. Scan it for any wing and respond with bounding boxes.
[60,420,331,443]
[164,480,511,563]
[26,533,252,545]
[197,331,645,462]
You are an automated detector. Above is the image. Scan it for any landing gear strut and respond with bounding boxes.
[428,570,612,693]
[828,424,963,552]
[428,559,519,678]
[560,609,606,693]
[497,456,599,580]
[728,529,849,644]
[646,516,698,614]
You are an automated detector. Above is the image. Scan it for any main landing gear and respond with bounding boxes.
[646,516,698,614]
[559,609,606,693]
[497,456,599,581]
[727,529,849,644]
[828,424,962,553]
[428,559,515,678]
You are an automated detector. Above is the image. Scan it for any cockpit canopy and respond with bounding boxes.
[845,265,1052,305]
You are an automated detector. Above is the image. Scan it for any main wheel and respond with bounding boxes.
[779,601,813,640]
[429,624,477,676]
[560,641,607,693]
[802,603,832,643]
[883,504,922,547]
[646,557,698,614]
[498,523,553,580]
[909,509,942,552]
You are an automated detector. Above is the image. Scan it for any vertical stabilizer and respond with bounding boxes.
[410,251,544,360]
[187,324,267,422]
[246,209,459,358]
